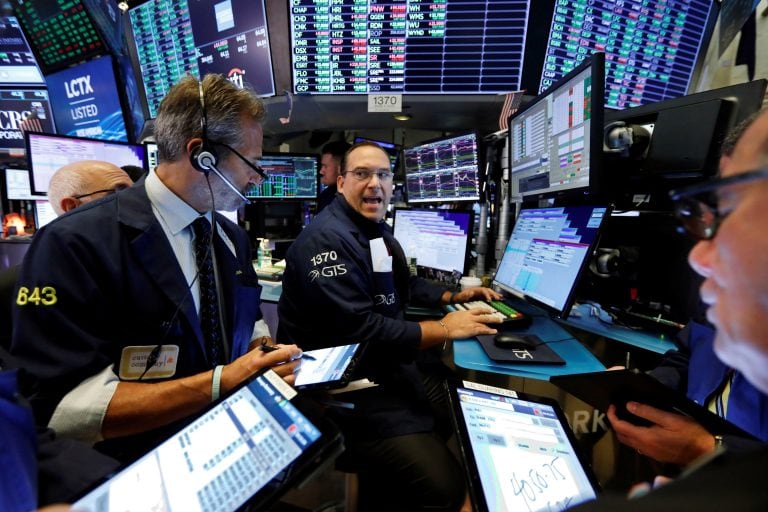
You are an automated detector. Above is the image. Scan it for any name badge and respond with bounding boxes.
[119,345,179,380]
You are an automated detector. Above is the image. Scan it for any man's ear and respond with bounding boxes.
[337,173,345,192]
[60,197,80,213]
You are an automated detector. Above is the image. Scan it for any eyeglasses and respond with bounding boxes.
[669,168,768,240]
[73,186,127,200]
[210,141,268,183]
[343,169,394,182]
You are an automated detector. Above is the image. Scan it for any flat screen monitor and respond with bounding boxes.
[290,1,532,94]
[34,199,56,229]
[0,88,55,166]
[403,132,481,204]
[145,142,158,171]
[25,132,146,196]
[127,0,276,119]
[12,0,108,73]
[0,16,44,86]
[353,137,399,171]
[510,53,604,201]
[46,55,128,141]
[244,153,318,200]
[493,205,610,319]
[4,168,38,200]
[393,207,473,275]
[539,0,718,109]
[116,55,146,143]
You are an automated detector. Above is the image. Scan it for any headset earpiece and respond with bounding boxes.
[190,80,218,173]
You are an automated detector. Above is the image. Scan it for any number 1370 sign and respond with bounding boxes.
[367,94,402,113]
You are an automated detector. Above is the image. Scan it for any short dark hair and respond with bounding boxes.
[321,140,351,159]
[340,141,389,173]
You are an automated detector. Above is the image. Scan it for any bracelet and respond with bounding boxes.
[211,365,225,402]
[437,319,449,344]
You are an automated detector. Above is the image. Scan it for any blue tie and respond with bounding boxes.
[192,217,224,366]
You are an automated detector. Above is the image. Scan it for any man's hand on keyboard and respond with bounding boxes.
[450,287,503,304]
[442,309,502,340]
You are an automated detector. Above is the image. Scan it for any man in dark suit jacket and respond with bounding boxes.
[10,74,301,462]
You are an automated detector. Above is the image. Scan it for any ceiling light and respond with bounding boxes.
[393,113,412,121]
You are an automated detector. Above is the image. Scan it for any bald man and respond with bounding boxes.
[47,160,134,216]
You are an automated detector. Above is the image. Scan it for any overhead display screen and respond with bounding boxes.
[128,0,276,119]
[540,0,717,109]
[290,0,531,94]
[12,0,106,73]
[46,56,128,141]
[0,88,55,166]
[0,16,45,86]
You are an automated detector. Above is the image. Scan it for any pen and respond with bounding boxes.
[260,341,316,360]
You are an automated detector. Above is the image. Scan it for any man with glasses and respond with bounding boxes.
[569,109,768,510]
[10,74,301,463]
[47,160,133,216]
[604,117,768,467]
[279,141,503,511]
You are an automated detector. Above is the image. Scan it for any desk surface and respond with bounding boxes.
[453,310,605,380]
[562,303,676,354]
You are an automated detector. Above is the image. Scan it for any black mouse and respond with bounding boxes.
[493,333,537,350]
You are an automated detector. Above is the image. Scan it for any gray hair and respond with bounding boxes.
[153,73,266,164]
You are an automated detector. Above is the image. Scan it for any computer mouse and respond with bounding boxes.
[493,333,537,350]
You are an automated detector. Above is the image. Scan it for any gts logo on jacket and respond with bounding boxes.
[308,264,347,282]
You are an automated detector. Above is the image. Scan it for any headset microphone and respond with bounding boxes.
[199,156,250,205]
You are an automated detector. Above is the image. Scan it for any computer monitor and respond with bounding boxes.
[403,132,481,204]
[493,205,610,319]
[4,168,37,200]
[127,0,276,119]
[0,88,55,167]
[25,132,146,196]
[601,78,767,209]
[393,207,473,276]
[0,16,45,86]
[12,0,108,73]
[290,2,532,94]
[45,55,129,141]
[33,199,56,229]
[539,0,718,109]
[509,52,605,201]
[145,142,159,171]
[244,153,318,200]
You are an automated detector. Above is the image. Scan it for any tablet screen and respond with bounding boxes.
[73,371,326,512]
[294,343,361,389]
[452,381,598,512]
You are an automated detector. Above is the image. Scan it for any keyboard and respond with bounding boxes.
[444,299,532,328]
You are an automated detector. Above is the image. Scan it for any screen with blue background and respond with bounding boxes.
[46,55,128,141]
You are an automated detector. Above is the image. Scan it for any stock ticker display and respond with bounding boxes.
[541,0,715,109]
[128,0,275,118]
[404,132,480,203]
[290,0,530,94]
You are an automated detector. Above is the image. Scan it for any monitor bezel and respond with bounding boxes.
[245,151,319,201]
[492,204,612,320]
[403,130,483,204]
[392,206,474,276]
[509,52,605,203]
[24,131,147,196]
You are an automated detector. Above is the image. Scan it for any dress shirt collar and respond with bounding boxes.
[145,168,210,234]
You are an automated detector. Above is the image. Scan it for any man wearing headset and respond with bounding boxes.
[10,74,301,463]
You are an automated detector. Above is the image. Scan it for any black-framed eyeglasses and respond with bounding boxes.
[73,186,126,200]
[342,168,394,182]
[669,168,768,240]
[210,141,268,183]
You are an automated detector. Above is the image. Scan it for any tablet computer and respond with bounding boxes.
[72,370,343,512]
[551,369,755,438]
[294,342,365,390]
[447,380,600,512]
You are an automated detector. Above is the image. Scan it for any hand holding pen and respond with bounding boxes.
[260,338,316,360]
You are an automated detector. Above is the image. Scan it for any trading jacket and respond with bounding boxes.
[278,195,447,440]
[10,180,262,460]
